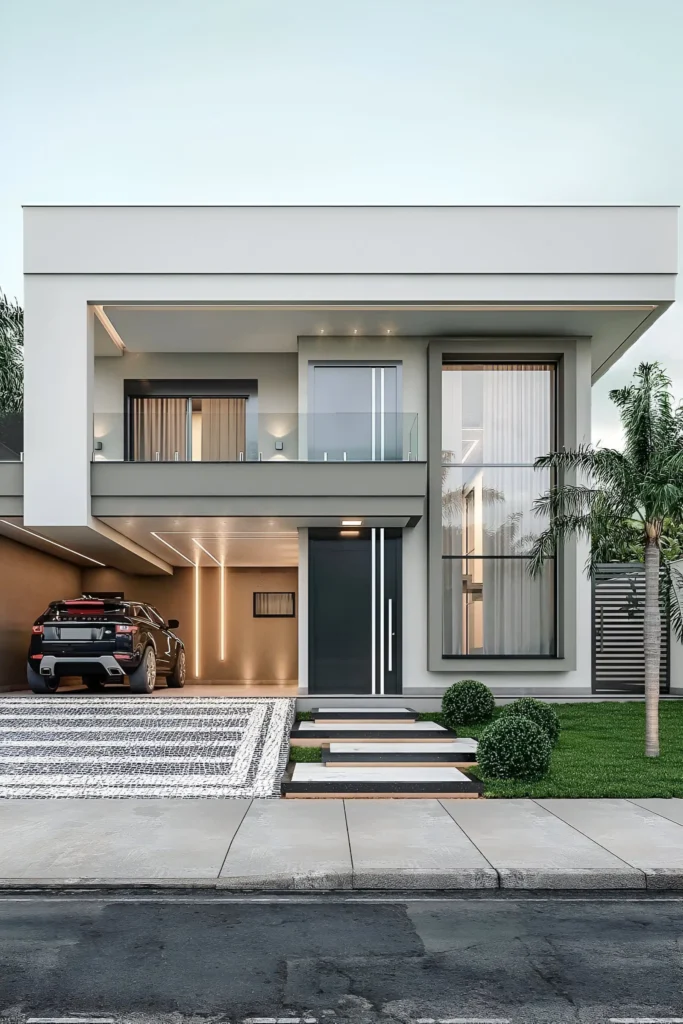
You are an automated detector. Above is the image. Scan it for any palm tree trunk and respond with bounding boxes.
[644,536,661,757]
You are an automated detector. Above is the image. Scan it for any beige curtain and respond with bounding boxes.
[201,398,247,461]
[132,398,188,461]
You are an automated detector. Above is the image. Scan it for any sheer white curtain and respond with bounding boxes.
[442,364,555,656]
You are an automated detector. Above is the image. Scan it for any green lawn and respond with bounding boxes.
[292,703,683,797]
[459,702,683,798]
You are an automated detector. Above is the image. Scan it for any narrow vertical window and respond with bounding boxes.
[441,363,556,656]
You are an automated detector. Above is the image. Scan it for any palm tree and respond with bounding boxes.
[528,363,683,758]
[0,290,23,414]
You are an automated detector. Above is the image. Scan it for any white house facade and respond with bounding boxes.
[0,204,677,704]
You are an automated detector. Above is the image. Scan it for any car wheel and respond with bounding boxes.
[129,647,157,694]
[166,649,186,688]
[27,664,59,694]
[82,675,105,691]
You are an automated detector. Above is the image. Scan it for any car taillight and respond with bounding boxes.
[32,625,44,635]
[115,624,138,634]
[30,653,43,659]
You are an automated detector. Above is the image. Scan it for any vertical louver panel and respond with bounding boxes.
[592,563,670,694]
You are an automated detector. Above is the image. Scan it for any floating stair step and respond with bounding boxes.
[282,763,482,798]
[322,739,478,767]
[311,706,419,724]
[290,720,458,746]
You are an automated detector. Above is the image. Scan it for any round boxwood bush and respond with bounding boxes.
[477,716,552,781]
[442,679,495,727]
[499,697,561,746]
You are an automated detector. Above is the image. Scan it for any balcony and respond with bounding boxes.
[90,412,426,520]
[92,410,419,464]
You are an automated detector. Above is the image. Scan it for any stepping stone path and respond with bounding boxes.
[284,707,481,798]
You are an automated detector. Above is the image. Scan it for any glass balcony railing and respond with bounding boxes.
[92,412,419,463]
[0,412,23,461]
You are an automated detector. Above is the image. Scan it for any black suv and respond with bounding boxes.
[27,597,186,694]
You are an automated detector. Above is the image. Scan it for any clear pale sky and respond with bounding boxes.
[2,0,681,444]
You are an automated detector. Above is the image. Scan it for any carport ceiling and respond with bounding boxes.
[100,517,299,568]
[99,304,663,380]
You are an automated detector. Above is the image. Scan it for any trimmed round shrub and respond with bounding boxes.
[477,716,552,781]
[442,679,495,728]
[499,697,561,746]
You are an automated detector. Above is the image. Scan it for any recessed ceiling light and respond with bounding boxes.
[342,519,363,527]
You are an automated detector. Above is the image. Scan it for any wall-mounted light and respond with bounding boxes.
[274,440,284,451]
[93,441,103,451]
[340,530,360,537]
[341,519,363,527]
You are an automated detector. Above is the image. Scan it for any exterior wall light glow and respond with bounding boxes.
[340,530,360,537]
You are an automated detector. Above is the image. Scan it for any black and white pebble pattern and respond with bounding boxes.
[0,696,296,798]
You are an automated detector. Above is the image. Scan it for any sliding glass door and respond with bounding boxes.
[129,396,247,461]
[309,364,401,461]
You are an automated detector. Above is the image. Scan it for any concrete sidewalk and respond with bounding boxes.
[2,797,683,890]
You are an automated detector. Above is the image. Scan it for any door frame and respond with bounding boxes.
[307,527,402,695]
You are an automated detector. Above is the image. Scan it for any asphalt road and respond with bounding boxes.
[0,891,682,1024]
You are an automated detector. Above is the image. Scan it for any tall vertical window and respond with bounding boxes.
[442,363,556,656]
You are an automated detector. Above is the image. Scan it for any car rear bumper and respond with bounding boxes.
[34,655,137,679]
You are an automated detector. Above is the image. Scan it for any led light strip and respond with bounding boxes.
[0,520,106,566]
[220,565,226,662]
[192,538,221,565]
[194,562,201,678]
[150,531,196,566]
[193,538,226,666]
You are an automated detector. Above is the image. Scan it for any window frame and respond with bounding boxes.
[427,338,584,674]
[439,360,558,659]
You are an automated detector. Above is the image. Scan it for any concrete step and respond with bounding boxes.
[282,763,482,798]
[323,739,478,767]
[311,706,419,724]
[290,720,457,746]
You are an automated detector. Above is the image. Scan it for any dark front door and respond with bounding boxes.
[308,529,401,694]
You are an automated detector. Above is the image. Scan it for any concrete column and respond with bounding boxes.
[24,277,93,527]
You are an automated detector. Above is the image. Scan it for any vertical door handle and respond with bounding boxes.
[387,598,393,672]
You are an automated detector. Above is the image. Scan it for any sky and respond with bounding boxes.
[1,0,682,445]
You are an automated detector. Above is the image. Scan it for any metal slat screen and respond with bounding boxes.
[592,563,670,694]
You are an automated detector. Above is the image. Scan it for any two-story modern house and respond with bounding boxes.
[0,205,678,702]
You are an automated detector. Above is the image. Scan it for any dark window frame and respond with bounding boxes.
[440,360,558,659]
[123,379,259,462]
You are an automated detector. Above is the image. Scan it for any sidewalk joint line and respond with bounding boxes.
[342,798,355,887]
[530,798,647,883]
[217,797,253,880]
[624,796,683,829]
[437,798,500,884]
